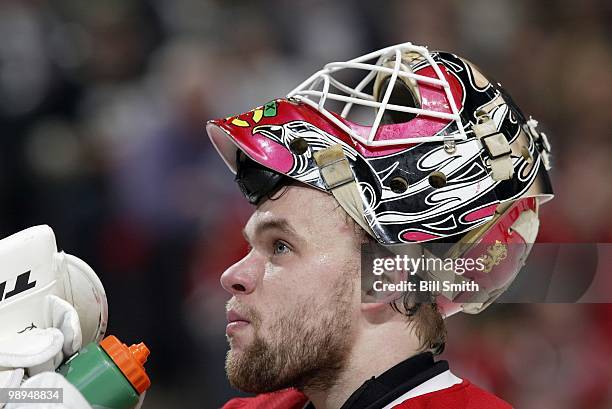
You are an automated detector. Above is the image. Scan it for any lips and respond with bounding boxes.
[226,309,251,337]
[226,310,250,324]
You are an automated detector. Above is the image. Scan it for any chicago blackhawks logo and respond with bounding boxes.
[480,240,508,273]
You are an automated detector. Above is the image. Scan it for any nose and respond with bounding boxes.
[220,253,259,295]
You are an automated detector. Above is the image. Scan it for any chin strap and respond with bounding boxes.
[313,144,375,238]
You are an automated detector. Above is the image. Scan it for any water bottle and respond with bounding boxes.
[57,335,150,409]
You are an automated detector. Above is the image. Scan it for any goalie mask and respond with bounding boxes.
[206,42,553,315]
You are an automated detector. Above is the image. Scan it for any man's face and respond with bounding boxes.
[221,184,362,393]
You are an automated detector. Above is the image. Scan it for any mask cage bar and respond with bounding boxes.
[287,42,467,147]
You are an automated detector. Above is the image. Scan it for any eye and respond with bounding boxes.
[273,240,291,255]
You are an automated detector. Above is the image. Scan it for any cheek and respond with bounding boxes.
[255,262,304,318]
[261,259,303,289]
[310,243,361,286]
[256,248,360,312]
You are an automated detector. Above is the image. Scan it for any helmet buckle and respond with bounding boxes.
[472,118,514,181]
[443,137,456,154]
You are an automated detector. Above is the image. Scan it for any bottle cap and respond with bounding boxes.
[100,335,151,394]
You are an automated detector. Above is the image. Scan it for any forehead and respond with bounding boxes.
[244,185,350,239]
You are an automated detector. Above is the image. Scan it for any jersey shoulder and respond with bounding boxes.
[392,379,513,409]
[222,388,308,409]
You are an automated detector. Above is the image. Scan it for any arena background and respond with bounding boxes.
[0,0,610,407]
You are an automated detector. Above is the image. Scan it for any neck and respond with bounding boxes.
[303,316,421,409]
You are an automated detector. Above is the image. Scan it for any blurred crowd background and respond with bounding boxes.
[0,0,610,408]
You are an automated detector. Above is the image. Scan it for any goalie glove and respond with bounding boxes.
[0,225,107,349]
[0,226,109,409]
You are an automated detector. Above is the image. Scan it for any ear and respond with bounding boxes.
[361,264,409,312]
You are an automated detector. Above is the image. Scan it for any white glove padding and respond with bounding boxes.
[0,369,24,409]
[0,295,82,374]
[0,369,23,390]
[4,372,91,409]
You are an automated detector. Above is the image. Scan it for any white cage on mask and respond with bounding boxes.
[287,42,468,147]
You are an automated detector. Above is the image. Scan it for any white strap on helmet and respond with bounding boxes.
[313,145,375,238]
[472,116,514,181]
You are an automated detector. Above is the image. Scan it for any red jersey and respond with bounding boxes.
[222,375,512,409]
[222,354,513,409]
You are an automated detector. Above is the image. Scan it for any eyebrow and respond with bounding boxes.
[242,218,303,244]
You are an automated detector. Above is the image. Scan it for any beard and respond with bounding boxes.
[225,279,355,393]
